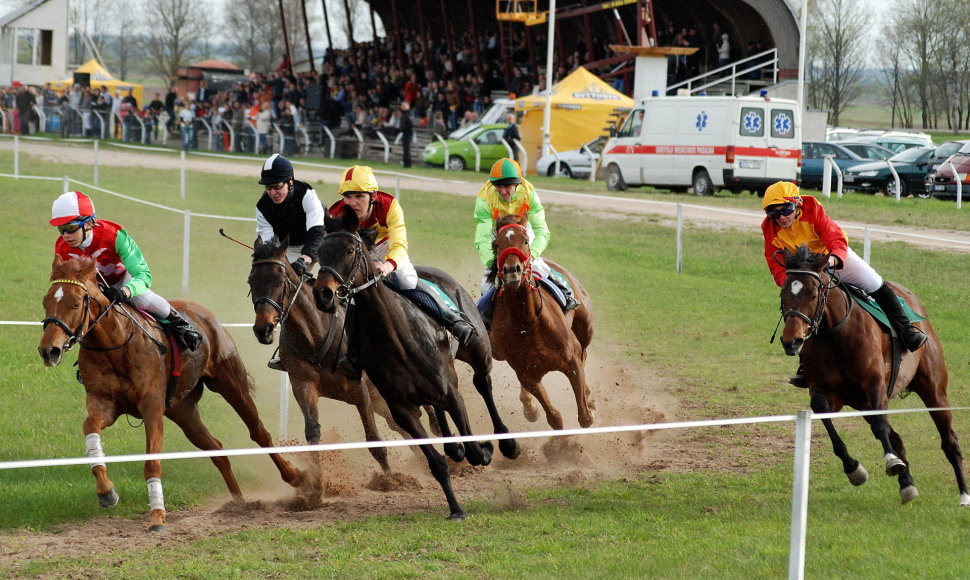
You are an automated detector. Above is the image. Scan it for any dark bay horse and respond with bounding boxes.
[491,213,596,430]
[38,256,306,531]
[312,209,519,520]
[778,245,969,506]
[249,236,410,472]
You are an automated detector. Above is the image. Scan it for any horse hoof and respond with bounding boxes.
[148,524,167,533]
[959,493,970,507]
[885,455,907,476]
[523,404,540,423]
[847,463,868,486]
[500,439,521,460]
[446,511,466,521]
[444,442,465,463]
[900,485,919,504]
[98,488,120,508]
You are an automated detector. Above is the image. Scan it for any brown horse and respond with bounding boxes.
[490,213,596,430]
[778,245,969,506]
[313,209,519,520]
[249,236,410,472]
[38,256,305,531]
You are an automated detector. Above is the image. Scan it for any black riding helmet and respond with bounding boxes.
[259,153,294,185]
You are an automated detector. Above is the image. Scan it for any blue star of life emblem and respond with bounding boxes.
[695,111,708,131]
[743,111,762,133]
[773,113,792,135]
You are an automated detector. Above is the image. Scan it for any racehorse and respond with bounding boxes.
[312,208,519,520]
[778,245,969,506]
[249,236,407,472]
[38,256,306,531]
[490,213,596,430]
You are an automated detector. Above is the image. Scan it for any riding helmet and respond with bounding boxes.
[50,191,96,226]
[339,165,379,195]
[259,153,294,185]
[489,158,522,186]
[762,181,802,209]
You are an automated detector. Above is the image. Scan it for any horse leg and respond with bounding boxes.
[353,400,391,472]
[810,392,868,486]
[519,387,541,423]
[520,374,564,431]
[141,408,168,532]
[165,403,244,500]
[887,428,919,504]
[924,407,970,506]
[861,413,907,477]
[202,363,302,487]
[472,370,520,459]
[442,379,492,467]
[565,357,595,428]
[389,405,465,520]
[289,377,322,444]
[83,397,119,508]
[433,406,465,463]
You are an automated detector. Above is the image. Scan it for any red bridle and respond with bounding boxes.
[495,224,534,285]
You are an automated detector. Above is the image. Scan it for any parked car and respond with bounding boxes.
[825,127,859,142]
[800,141,870,189]
[926,152,970,200]
[927,140,970,176]
[837,141,895,161]
[853,135,930,154]
[535,135,608,178]
[446,98,514,140]
[422,123,507,171]
[842,145,935,197]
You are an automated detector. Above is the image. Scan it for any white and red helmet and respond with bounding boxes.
[50,191,96,226]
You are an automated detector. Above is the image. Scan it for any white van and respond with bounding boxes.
[599,95,801,195]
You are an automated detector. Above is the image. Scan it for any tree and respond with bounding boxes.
[138,0,210,84]
[805,0,868,126]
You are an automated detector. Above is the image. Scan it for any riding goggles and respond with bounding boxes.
[766,202,797,219]
[265,182,287,191]
[56,217,92,235]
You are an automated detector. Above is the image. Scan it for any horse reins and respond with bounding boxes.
[252,259,307,326]
[495,224,538,296]
[780,268,853,338]
[319,232,384,300]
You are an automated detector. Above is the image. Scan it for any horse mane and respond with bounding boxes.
[252,236,285,260]
[783,245,826,272]
[51,255,96,282]
[325,206,377,250]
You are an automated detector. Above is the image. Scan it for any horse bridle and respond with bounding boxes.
[318,232,383,301]
[42,279,128,352]
[251,259,307,325]
[781,268,851,337]
[495,224,536,291]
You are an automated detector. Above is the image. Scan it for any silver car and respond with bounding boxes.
[535,136,609,179]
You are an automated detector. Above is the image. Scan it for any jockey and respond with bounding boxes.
[330,165,476,379]
[255,153,326,277]
[474,158,580,323]
[762,181,927,387]
[50,191,202,351]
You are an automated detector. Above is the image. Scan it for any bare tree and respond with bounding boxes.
[806,0,868,126]
[892,0,939,129]
[138,0,210,84]
[924,0,970,131]
[224,0,287,72]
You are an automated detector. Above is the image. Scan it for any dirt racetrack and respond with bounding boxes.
[1,138,967,567]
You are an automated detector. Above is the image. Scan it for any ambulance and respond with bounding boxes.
[598,94,801,195]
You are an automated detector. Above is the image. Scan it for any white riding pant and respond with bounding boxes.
[371,239,417,290]
[835,247,883,293]
[115,272,172,319]
[284,245,318,276]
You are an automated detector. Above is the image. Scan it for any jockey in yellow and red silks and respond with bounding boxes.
[473,158,580,321]
[328,165,476,379]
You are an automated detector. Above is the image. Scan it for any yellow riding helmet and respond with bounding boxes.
[763,181,802,209]
[339,165,379,195]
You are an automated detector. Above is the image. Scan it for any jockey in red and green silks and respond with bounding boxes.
[473,158,580,319]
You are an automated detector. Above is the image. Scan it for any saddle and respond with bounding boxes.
[841,283,926,329]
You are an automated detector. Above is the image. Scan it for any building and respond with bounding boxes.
[0,0,69,86]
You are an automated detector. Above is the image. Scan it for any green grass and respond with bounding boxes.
[2,144,970,578]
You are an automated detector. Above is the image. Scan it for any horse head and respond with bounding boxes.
[313,207,374,313]
[779,245,834,356]
[492,213,532,288]
[39,256,103,366]
[248,236,298,345]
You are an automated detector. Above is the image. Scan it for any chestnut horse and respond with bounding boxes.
[249,236,410,472]
[490,213,595,430]
[38,256,305,531]
[313,209,519,520]
[778,246,969,506]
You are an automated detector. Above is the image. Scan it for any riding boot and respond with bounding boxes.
[336,302,362,380]
[166,308,202,352]
[546,270,581,314]
[871,283,927,352]
[416,280,476,346]
[789,364,808,388]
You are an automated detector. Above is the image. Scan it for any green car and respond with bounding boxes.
[422,123,509,171]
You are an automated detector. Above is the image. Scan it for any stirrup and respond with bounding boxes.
[336,355,362,380]
[902,326,928,352]
[562,296,581,314]
[789,374,808,388]
[451,320,476,346]
[267,357,286,372]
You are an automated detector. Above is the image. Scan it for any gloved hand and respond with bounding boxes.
[103,286,127,303]
[290,259,308,277]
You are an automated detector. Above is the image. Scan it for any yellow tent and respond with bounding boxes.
[51,59,144,106]
[515,66,633,175]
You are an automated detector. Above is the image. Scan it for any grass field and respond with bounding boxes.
[1,142,969,578]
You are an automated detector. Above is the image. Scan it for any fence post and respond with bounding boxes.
[396,175,401,201]
[180,150,187,201]
[822,156,832,199]
[63,175,70,191]
[182,210,191,297]
[788,409,813,580]
[93,139,99,187]
[676,204,684,273]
